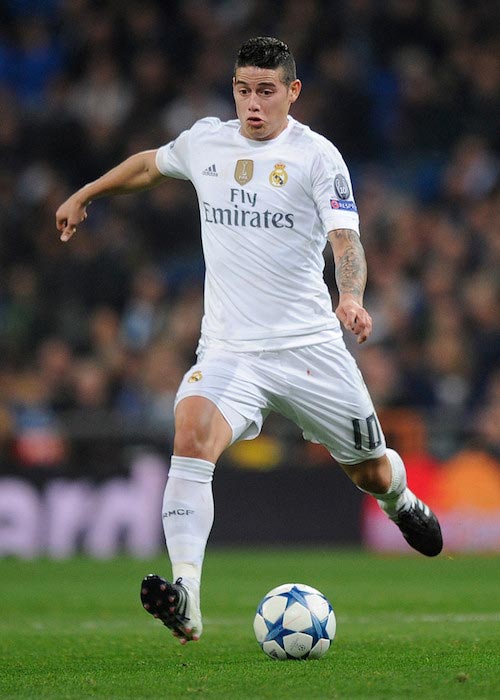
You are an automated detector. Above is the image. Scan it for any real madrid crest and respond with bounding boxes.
[187,370,203,383]
[234,159,254,185]
[269,163,288,187]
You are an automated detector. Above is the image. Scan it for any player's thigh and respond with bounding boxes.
[282,340,386,465]
[174,349,270,448]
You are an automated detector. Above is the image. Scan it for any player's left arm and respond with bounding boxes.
[328,228,372,344]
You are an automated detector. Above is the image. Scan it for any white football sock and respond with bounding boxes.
[162,456,215,589]
[365,448,416,517]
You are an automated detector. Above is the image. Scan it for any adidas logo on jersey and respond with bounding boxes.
[202,163,218,177]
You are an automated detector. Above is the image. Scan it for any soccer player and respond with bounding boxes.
[56,37,442,644]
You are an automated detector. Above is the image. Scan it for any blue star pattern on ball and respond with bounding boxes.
[253,583,336,660]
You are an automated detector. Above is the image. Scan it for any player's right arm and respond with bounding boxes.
[328,228,372,344]
[56,149,164,242]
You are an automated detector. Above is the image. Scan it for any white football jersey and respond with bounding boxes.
[156,116,360,351]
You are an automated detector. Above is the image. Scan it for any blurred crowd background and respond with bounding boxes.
[0,0,498,483]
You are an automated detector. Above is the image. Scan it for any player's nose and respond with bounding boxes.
[248,93,260,111]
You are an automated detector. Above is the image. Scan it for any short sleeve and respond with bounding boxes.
[155,128,192,181]
[310,143,360,236]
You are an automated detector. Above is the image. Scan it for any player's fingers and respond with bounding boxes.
[60,225,77,242]
[337,305,355,327]
[356,315,372,343]
[345,311,357,331]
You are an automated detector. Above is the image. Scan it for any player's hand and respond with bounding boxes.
[55,196,89,242]
[335,295,372,344]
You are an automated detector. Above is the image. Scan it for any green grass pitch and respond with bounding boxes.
[1,550,499,699]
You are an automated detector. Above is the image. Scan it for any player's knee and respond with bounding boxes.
[174,397,232,462]
[173,426,209,460]
[346,455,392,494]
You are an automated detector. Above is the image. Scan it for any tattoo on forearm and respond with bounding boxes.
[333,229,367,298]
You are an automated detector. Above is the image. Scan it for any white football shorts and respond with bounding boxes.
[174,338,386,465]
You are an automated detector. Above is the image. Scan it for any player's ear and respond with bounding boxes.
[289,79,302,103]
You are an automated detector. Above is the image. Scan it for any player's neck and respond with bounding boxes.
[240,116,291,142]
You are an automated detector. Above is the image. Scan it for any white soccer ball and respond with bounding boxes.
[253,583,336,660]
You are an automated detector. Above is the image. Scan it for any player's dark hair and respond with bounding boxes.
[235,37,297,86]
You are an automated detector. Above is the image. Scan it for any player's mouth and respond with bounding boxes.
[247,117,264,126]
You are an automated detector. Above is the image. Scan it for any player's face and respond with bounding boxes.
[233,66,301,141]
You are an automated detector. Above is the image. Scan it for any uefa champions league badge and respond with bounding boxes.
[334,173,350,199]
[269,163,288,187]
